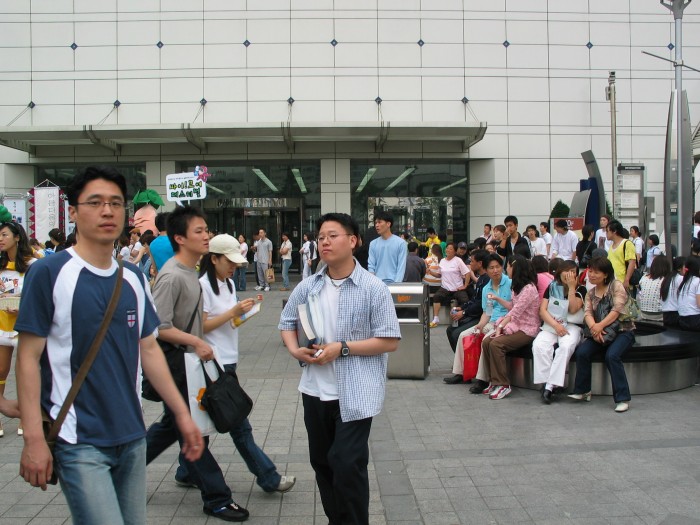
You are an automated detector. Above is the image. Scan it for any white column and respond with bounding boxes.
[469,159,497,239]
[321,158,351,214]
[146,160,177,210]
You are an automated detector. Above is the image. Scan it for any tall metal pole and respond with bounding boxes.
[607,71,617,214]
[662,0,693,256]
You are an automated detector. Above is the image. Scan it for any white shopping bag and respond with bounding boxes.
[184,351,222,436]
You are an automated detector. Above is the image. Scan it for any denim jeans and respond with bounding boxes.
[54,437,146,525]
[176,363,281,492]
[146,404,232,510]
[233,266,246,291]
[282,259,292,288]
[573,330,634,403]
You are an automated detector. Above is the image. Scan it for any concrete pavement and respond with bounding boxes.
[2,276,700,524]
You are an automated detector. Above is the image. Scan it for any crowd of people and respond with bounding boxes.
[4,168,700,524]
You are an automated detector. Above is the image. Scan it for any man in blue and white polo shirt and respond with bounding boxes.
[279,212,401,525]
[15,167,203,524]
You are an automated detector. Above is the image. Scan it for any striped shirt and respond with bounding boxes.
[279,260,401,422]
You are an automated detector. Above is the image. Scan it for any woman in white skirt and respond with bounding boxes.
[532,260,587,404]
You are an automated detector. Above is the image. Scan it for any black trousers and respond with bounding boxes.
[302,394,372,525]
[445,316,480,352]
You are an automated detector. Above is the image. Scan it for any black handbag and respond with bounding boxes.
[583,283,620,345]
[142,299,200,402]
[625,240,643,287]
[199,361,253,433]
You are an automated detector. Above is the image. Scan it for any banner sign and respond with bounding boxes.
[3,197,27,228]
[33,187,61,243]
[166,173,207,202]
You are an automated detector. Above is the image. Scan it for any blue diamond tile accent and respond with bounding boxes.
[156,41,164,48]
[417,39,424,47]
[375,97,382,104]
[586,41,593,49]
[28,101,35,109]
[70,43,78,50]
[287,97,294,104]
[330,39,337,46]
[200,98,207,105]
[113,100,121,107]
[668,43,675,50]
[503,40,510,48]
[243,40,250,47]
[461,97,469,104]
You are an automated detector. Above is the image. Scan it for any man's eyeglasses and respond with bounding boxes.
[317,233,353,243]
[75,201,125,210]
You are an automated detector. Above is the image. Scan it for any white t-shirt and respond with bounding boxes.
[541,232,553,247]
[661,273,682,313]
[240,242,248,259]
[298,276,339,400]
[632,237,643,258]
[530,237,547,257]
[438,256,470,291]
[119,246,130,260]
[199,275,239,364]
[677,276,700,317]
[551,230,578,260]
[281,239,293,261]
[595,228,612,251]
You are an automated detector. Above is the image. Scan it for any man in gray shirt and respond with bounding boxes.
[254,228,273,292]
[145,205,249,522]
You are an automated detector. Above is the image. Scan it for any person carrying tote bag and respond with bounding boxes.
[532,260,587,404]
[569,256,635,413]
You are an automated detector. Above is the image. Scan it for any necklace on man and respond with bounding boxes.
[327,275,347,289]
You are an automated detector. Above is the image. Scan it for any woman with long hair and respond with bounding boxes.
[569,256,635,412]
[181,235,296,492]
[0,221,37,435]
[676,256,700,331]
[479,255,540,400]
[661,256,685,327]
[637,255,671,321]
[532,260,586,403]
[232,234,248,290]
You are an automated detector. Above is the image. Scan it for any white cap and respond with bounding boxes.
[208,234,247,264]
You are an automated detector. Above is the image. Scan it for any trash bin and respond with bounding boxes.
[386,282,430,379]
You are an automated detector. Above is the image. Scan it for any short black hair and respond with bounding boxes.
[317,212,359,237]
[66,166,127,206]
[582,224,595,241]
[167,205,206,252]
[531,255,549,273]
[484,253,504,268]
[540,221,550,232]
[484,223,492,229]
[554,219,568,229]
[473,237,486,249]
[407,241,419,252]
[140,232,156,246]
[155,212,170,232]
[427,227,436,235]
[526,224,539,237]
[471,249,489,265]
[648,234,660,246]
[606,220,625,236]
[374,211,394,227]
[504,215,518,226]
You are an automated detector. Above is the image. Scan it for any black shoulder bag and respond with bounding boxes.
[142,299,200,402]
[200,361,253,433]
[625,240,643,287]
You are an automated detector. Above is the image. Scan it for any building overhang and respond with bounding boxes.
[0,121,487,157]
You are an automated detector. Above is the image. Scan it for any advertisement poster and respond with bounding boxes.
[3,197,27,228]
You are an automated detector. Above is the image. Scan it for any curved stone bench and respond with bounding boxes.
[506,322,700,395]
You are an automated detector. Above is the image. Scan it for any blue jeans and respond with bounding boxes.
[54,437,146,525]
[146,404,233,510]
[176,363,281,492]
[233,266,246,291]
[573,330,634,403]
[282,259,292,288]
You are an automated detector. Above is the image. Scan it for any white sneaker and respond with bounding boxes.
[254,286,263,291]
[274,475,296,493]
[614,402,629,413]
[489,385,512,400]
[264,286,271,292]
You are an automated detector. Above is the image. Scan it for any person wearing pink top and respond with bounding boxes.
[429,242,472,327]
[480,255,542,400]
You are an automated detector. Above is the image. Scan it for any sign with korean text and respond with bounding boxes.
[166,173,207,202]
[33,187,60,243]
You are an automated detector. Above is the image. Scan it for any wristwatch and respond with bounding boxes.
[340,340,350,357]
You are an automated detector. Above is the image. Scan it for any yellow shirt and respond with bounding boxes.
[425,235,441,250]
[607,240,636,284]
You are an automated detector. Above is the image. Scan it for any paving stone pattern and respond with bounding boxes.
[2,276,700,524]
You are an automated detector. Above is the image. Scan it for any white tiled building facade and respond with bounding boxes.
[0,0,698,241]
